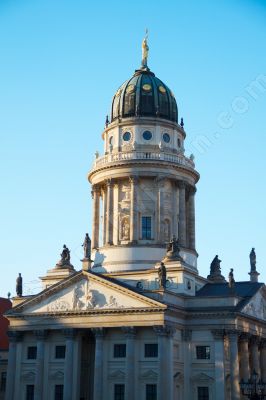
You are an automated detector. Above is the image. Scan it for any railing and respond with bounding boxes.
[92,151,195,170]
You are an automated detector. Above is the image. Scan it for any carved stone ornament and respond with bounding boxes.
[163,236,183,262]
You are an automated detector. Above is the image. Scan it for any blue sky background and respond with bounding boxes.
[0,0,265,297]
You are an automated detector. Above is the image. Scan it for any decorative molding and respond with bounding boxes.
[21,371,35,382]
[49,370,64,380]
[211,329,225,340]
[191,372,214,383]
[153,325,176,337]
[140,369,158,381]
[91,328,106,338]
[34,329,48,340]
[108,369,125,380]
[121,326,136,338]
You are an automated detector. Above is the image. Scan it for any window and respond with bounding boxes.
[142,217,152,240]
[55,345,66,359]
[143,130,152,141]
[114,384,125,400]
[26,385,34,400]
[198,387,209,400]
[178,138,181,147]
[54,385,64,400]
[163,133,170,143]
[27,346,37,360]
[114,344,126,358]
[146,384,157,400]
[123,132,131,142]
[0,372,6,392]
[196,346,211,360]
[145,343,158,358]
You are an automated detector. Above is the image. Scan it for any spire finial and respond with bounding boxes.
[141,29,149,69]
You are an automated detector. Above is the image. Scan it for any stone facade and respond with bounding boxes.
[4,44,266,400]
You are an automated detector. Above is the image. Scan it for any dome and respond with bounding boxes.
[111,67,178,123]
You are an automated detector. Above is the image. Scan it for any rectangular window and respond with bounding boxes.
[146,384,157,400]
[54,385,64,400]
[114,344,126,358]
[0,372,6,392]
[145,343,158,358]
[55,345,66,359]
[142,216,152,240]
[26,385,34,400]
[114,384,125,400]
[198,387,209,400]
[196,346,211,360]
[27,346,37,360]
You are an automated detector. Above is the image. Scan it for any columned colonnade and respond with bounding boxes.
[91,177,196,250]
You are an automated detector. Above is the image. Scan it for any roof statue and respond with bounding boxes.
[249,247,260,283]
[141,29,149,68]
[82,233,92,261]
[158,262,167,289]
[55,244,74,270]
[207,255,226,283]
[16,273,23,297]
[228,268,235,289]
[163,236,183,262]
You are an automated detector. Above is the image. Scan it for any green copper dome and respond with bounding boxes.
[111,68,178,123]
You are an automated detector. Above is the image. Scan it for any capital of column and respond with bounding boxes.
[34,330,48,341]
[188,185,197,195]
[211,329,225,340]
[177,181,187,190]
[106,178,114,187]
[239,332,251,343]
[226,329,240,341]
[259,338,266,350]
[129,176,138,185]
[121,326,136,339]
[181,329,192,342]
[91,185,101,198]
[92,328,106,338]
[7,330,23,343]
[154,325,176,337]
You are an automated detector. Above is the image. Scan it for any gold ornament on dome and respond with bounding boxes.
[159,85,166,94]
[142,83,152,92]
[126,84,135,94]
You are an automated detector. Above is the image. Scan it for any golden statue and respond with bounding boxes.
[141,29,149,68]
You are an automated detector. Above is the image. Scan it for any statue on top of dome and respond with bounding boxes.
[141,29,149,68]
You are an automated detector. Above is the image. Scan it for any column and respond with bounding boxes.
[130,177,138,243]
[34,330,47,400]
[239,334,250,381]
[91,186,100,249]
[188,187,196,250]
[5,331,20,400]
[157,179,165,243]
[260,340,266,382]
[154,326,174,400]
[212,330,225,400]
[93,328,105,400]
[173,183,179,238]
[182,329,192,400]
[123,327,136,400]
[250,336,260,377]
[102,187,107,246]
[178,182,187,247]
[228,331,241,400]
[106,180,114,245]
[63,329,76,400]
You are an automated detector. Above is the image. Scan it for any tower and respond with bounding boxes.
[88,38,200,273]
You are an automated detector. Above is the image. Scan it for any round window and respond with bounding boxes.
[123,131,131,142]
[143,130,152,141]
[163,133,171,143]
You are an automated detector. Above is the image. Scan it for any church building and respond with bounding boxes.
[4,36,266,400]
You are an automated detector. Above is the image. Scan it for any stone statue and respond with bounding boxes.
[250,248,256,272]
[122,218,130,240]
[158,262,167,289]
[60,245,71,264]
[207,255,226,282]
[210,255,221,274]
[82,233,91,260]
[228,268,235,289]
[16,273,23,297]
[141,29,149,68]
[163,236,182,262]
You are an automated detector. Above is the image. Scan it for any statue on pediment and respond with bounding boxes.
[163,236,183,262]
[228,268,235,289]
[16,273,23,297]
[207,255,226,282]
[56,244,74,270]
[250,248,256,272]
[82,233,92,260]
[158,262,167,289]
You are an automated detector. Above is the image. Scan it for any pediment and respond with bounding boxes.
[49,370,64,380]
[11,271,165,315]
[140,370,158,380]
[21,371,35,382]
[241,287,266,321]
[191,373,214,383]
[108,370,125,379]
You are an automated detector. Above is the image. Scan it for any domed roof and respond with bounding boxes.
[111,67,178,123]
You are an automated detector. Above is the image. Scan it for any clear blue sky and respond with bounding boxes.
[0,0,265,297]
